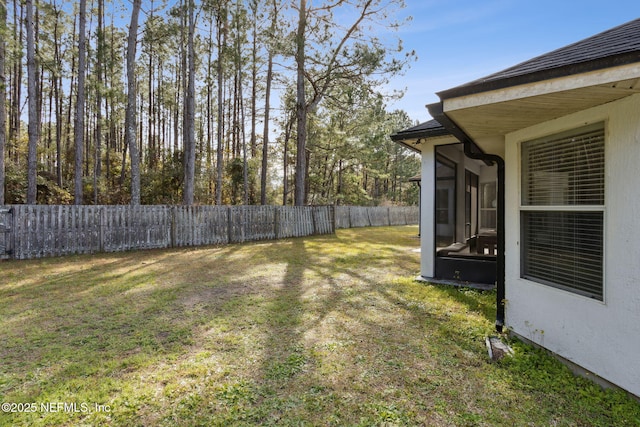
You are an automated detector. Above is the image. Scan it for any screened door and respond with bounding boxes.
[436,155,456,247]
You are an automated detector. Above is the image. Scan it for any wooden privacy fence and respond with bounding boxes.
[0,205,417,260]
[1,205,333,260]
[334,206,419,229]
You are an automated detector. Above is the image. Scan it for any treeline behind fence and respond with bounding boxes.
[0,205,418,260]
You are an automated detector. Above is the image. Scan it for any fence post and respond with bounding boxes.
[99,206,105,253]
[331,205,336,233]
[311,207,317,235]
[170,206,176,248]
[10,206,14,259]
[227,206,233,243]
[274,206,281,240]
[0,206,11,259]
[11,206,19,259]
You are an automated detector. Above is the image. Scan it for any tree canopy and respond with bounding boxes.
[0,0,419,206]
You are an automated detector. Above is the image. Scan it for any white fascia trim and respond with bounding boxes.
[443,63,640,112]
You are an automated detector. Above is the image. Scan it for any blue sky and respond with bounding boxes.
[387,1,639,123]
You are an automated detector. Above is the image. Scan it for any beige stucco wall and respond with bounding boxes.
[504,93,640,397]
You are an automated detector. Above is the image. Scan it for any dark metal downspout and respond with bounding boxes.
[417,181,421,237]
[427,103,506,333]
[464,145,505,333]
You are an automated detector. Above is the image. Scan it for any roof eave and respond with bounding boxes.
[391,138,422,153]
[390,128,451,142]
[437,52,640,100]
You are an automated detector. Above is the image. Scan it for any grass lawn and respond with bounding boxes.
[1,226,638,426]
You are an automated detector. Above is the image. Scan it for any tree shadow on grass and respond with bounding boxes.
[260,238,306,378]
[1,227,478,425]
[3,226,632,427]
[254,238,346,422]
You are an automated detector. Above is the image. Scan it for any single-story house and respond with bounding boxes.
[392,18,640,398]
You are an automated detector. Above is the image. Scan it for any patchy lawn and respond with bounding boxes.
[0,226,638,426]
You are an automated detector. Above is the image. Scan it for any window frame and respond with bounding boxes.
[480,181,497,231]
[465,169,479,239]
[435,153,457,247]
[519,122,605,301]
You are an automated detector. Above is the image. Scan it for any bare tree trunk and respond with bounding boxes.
[94,0,104,204]
[138,88,143,169]
[26,0,39,204]
[206,16,214,201]
[0,0,6,205]
[260,52,272,205]
[294,0,307,206]
[282,113,293,206]
[147,5,153,170]
[52,3,63,187]
[157,64,164,166]
[182,0,196,205]
[105,96,110,181]
[46,81,53,174]
[231,69,238,159]
[180,0,187,158]
[35,3,42,152]
[235,0,248,205]
[337,159,343,204]
[106,18,115,183]
[250,3,258,158]
[240,82,248,205]
[126,0,141,205]
[65,14,77,182]
[9,0,22,165]
[261,0,278,206]
[173,66,180,154]
[73,0,87,204]
[215,3,227,206]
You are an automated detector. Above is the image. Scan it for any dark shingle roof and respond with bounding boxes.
[438,18,640,99]
[390,119,450,142]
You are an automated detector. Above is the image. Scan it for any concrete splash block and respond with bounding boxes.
[486,336,514,361]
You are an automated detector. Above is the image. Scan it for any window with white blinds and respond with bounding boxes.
[520,123,605,300]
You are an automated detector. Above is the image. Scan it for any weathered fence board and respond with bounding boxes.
[0,207,12,259]
[230,205,277,243]
[334,206,419,229]
[312,206,334,235]
[388,207,407,226]
[368,207,390,227]
[102,205,173,252]
[404,206,419,225]
[11,205,102,259]
[172,206,228,247]
[349,206,371,228]
[0,205,417,260]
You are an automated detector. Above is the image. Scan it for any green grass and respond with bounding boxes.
[0,226,638,426]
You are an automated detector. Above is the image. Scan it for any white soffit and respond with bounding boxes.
[442,63,640,139]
